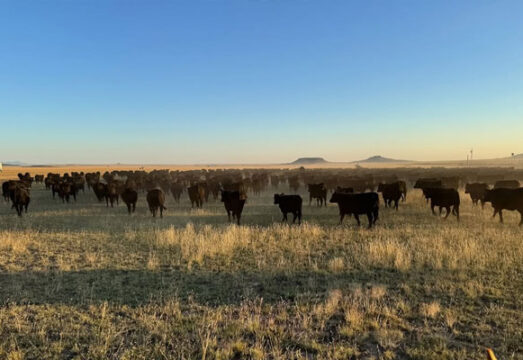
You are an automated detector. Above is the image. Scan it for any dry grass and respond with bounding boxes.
[0,181,521,359]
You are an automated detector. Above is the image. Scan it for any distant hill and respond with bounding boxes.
[352,155,409,163]
[289,157,328,165]
[1,161,29,166]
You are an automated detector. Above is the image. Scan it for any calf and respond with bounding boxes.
[329,192,379,228]
[424,188,460,221]
[221,190,247,225]
[274,194,302,224]
[484,188,523,225]
[147,188,166,218]
[465,183,489,208]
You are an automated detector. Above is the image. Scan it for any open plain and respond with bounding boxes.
[0,166,521,359]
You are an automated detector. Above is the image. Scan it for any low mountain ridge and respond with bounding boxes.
[353,155,409,163]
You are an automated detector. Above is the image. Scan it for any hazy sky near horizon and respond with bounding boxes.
[1,1,522,164]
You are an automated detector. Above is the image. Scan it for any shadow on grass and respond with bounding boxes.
[0,267,501,308]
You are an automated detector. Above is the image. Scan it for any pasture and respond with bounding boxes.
[0,169,521,359]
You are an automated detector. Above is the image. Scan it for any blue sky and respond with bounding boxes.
[1,1,522,164]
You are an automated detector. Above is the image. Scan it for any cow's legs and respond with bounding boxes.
[444,206,451,219]
[366,212,373,228]
[498,209,503,223]
[339,213,345,224]
[394,200,399,211]
[354,214,361,226]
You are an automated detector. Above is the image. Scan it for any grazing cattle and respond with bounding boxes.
[423,188,460,221]
[483,188,523,225]
[121,188,138,214]
[188,184,205,208]
[146,188,166,218]
[34,175,44,184]
[329,192,379,228]
[221,190,247,225]
[465,183,489,207]
[308,183,327,207]
[274,194,302,224]
[377,182,402,210]
[12,185,30,216]
[170,182,184,203]
[494,180,520,189]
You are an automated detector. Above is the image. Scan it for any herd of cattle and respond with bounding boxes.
[2,167,523,227]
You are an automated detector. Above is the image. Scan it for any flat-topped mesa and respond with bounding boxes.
[289,157,328,165]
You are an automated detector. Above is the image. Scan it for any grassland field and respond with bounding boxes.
[0,169,521,359]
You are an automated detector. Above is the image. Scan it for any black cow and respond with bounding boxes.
[329,192,379,228]
[221,190,247,225]
[465,183,489,208]
[188,184,205,208]
[13,185,30,216]
[377,182,402,210]
[423,188,460,221]
[93,182,108,202]
[308,183,327,207]
[147,188,166,218]
[484,188,523,225]
[121,188,138,214]
[274,194,302,224]
[494,180,520,189]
